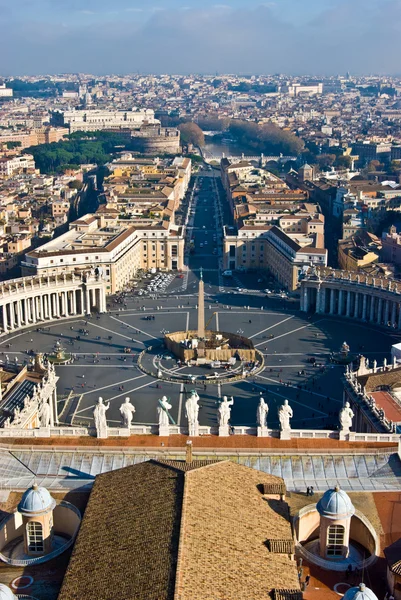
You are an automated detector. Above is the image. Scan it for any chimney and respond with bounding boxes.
[185,440,193,464]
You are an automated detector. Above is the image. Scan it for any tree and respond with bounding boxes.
[6,141,21,149]
[228,120,304,156]
[316,154,336,170]
[69,180,83,190]
[178,122,205,147]
[334,155,352,169]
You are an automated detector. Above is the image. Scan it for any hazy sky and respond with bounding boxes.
[1,0,400,75]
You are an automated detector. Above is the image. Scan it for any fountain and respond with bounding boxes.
[331,341,358,365]
[47,341,72,365]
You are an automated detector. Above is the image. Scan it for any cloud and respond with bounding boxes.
[1,1,401,75]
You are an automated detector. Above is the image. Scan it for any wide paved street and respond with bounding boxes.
[0,167,398,431]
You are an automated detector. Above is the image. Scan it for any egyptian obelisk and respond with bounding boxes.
[197,268,205,339]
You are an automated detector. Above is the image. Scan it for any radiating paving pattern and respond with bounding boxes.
[0,448,400,493]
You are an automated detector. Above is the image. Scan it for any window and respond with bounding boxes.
[27,521,44,553]
[326,524,345,557]
[73,258,76,262]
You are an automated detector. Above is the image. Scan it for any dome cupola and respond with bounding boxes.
[317,485,355,520]
[18,483,56,517]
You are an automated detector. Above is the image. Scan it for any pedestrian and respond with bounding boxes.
[304,575,310,587]
[310,486,314,496]
[306,486,310,496]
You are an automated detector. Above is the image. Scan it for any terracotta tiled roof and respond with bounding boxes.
[59,460,300,600]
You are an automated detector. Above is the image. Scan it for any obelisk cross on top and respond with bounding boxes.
[197,268,205,339]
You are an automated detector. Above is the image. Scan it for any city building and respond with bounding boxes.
[51,108,159,132]
[22,213,185,293]
[223,224,327,291]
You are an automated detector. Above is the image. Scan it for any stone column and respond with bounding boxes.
[369,296,375,323]
[86,290,91,314]
[346,291,352,317]
[362,294,367,320]
[31,296,37,323]
[64,292,69,317]
[16,301,22,328]
[60,292,66,317]
[377,298,383,324]
[320,288,326,314]
[330,288,335,315]
[316,288,321,314]
[9,302,15,330]
[338,290,344,316]
[392,302,397,327]
[39,295,44,321]
[398,305,401,330]
[43,295,49,319]
[384,300,390,325]
[354,293,359,319]
[26,298,32,323]
[71,291,76,315]
[2,304,8,332]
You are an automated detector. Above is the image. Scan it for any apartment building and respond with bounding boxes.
[223,224,327,291]
[0,155,36,178]
[22,213,185,293]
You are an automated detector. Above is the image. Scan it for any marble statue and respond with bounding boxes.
[158,396,172,428]
[119,397,136,428]
[383,358,388,369]
[12,406,22,427]
[339,401,354,433]
[278,399,293,431]
[4,417,10,428]
[373,359,377,373]
[393,355,398,369]
[185,390,200,437]
[39,401,51,427]
[257,397,269,429]
[93,397,110,439]
[218,396,234,427]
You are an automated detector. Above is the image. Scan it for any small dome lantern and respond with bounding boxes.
[316,485,355,559]
[18,483,56,556]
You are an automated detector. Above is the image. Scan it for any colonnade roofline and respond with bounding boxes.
[0,271,107,334]
[304,268,399,293]
[301,270,401,330]
[0,272,101,301]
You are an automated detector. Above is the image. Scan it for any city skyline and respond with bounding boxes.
[0,0,400,75]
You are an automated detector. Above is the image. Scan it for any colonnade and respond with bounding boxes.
[301,281,401,329]
[0,275,107,333]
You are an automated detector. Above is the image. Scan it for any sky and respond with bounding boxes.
[1,0,400,76]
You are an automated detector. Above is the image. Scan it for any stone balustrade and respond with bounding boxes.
[0,272,107,333]
[300,269,401,329]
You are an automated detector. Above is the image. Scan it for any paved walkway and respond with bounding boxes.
[1,447,400,493]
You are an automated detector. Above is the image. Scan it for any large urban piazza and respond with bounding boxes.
[0,171,400,429]
[0,169,398,433]
[0,293,397,431]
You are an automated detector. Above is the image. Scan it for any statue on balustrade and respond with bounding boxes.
[278,399,293,431]
[218,396,234,427]
[39,400,51,427]
[119,397,136,428]
[185,390,200,436]
[158,396,172,428]
[339,401,354,433]
[256,397,269,429]
[93,397,110,439]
